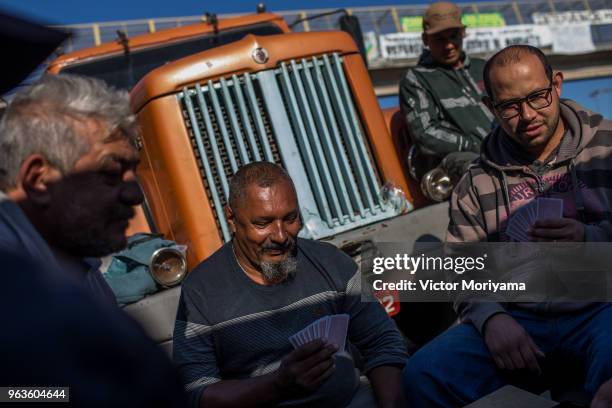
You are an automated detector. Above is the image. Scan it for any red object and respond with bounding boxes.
[374,289,400,317]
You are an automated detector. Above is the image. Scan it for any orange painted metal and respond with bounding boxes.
[131,31,359,112]
[132,30,420,270]
[136,96,223,268]
[125,205,152,236]
[47,13,290,74]
[382,107,430,209]
[131,31,362,269]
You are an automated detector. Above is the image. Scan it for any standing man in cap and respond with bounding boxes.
[399,1,494,190]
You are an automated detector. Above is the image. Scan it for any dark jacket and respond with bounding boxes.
[399,50,494,158]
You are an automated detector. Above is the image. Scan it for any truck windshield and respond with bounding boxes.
[60,23,284,90]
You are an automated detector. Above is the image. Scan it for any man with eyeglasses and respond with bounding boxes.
[399,2,494,190]
[402,45,612,407]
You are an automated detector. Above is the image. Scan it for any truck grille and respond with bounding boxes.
[179,53,399,242]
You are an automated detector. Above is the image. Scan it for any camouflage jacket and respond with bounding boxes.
[399,50,494,158]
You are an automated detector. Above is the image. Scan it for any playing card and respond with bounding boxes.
[507,223,529,242]
[537,198,563,220]
[506,220,518,240]
[288,315,347,350]
[506,217,519,240]
[314,318,323,339]
[514,209,531,231]
[328,314,350,351]
[506,200,541,242]
[322,316,330,339]
[290,319,321,349]
[289,334,300,348]
[526,201,537,225]
[307,324,315,342]
[297,330,308,345]
[289,331,302,348]
[507,211,529,242]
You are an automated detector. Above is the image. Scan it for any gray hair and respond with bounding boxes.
[0,74,138,190]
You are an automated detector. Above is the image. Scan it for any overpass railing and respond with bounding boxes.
[53,0,611,56]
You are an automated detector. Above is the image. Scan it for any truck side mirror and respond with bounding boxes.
[338,15,367,68]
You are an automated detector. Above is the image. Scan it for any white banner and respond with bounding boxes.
[378,25,553,60]
[464,25,553,54]
[549,23,596,55]
[379,32,422,59]
[533,9,612,26]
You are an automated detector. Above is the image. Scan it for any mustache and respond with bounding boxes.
[517,120,544,131]
[260,236,296,252]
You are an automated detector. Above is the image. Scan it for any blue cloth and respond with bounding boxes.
[104,233,177,305]
[403,303,612,407]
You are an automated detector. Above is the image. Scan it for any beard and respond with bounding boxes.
[259,238,298,284]
[45,194,135,257]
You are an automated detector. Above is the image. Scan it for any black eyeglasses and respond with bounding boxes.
[493,84,554,119]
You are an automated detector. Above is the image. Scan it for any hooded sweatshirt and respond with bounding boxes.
[447,99,612,333]
[399,50,495,157]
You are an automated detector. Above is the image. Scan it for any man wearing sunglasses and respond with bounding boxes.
[402,45,612,406]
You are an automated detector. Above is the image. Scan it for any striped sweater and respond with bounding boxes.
[173,238,407,407]
[447,99,612,332]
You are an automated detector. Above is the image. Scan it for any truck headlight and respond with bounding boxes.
[420,167,452,202]
[149,247,187,287]
[380,182,409,213]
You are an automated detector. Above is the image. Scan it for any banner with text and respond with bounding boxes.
[401,12,506,32]
[379,25,553,60]
[549,23,596,55]
[532,9,612,26]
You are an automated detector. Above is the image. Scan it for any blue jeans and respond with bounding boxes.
[402,303,612,407]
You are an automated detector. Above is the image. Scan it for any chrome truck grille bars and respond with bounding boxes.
[179,53,400,242]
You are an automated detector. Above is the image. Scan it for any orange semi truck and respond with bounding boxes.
[48,9,452,353]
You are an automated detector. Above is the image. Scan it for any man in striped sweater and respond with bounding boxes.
[173,162,408,407]
[402,45,612,406]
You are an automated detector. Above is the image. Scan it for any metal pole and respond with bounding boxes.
[92,24,101,46]
[391,8,402,32]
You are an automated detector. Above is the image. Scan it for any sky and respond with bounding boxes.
[0,0,492,25]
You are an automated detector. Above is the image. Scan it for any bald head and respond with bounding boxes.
[228,162,296,213]
[484,45,552,101]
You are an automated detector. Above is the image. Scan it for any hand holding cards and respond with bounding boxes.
[289,314,349,353]
[275,339,338,394]
[507,198,563,242]
[281,315,347,393]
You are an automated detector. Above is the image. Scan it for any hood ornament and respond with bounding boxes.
[252,47,269,64]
